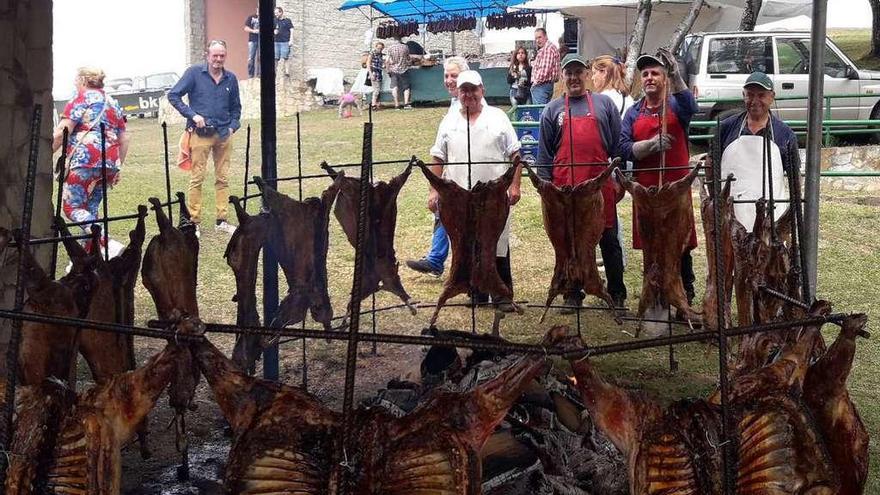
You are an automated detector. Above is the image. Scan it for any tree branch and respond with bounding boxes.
[624,0,653,87]
[739,0,764,31]
[666,0,705,54]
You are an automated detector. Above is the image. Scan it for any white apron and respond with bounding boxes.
[720,117,789,232]
[442,112,513,256]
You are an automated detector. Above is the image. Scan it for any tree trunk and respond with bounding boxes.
[667,0,705,54]
[871,0,880,57]
[0,0,56,374]
[739,0,764,31]
[624,0,653,88]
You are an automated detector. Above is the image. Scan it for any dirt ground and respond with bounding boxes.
[118,333,429,493]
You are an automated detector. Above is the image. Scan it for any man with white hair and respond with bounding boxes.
[425,70,523,309]
[406,56,471,278]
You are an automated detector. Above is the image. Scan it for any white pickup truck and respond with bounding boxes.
[678,31,880,125]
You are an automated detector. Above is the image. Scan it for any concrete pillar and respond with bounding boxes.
[0,0,56,371]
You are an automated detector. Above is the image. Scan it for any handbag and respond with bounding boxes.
[515,84,530,102]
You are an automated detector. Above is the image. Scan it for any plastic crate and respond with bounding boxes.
[513,104,544,123]
[513,122,539,145]
[520,143,539,167]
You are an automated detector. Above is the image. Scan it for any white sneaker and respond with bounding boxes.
[194,224,201,239]
[214,220,237,234]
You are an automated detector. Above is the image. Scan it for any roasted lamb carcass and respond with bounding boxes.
[732,199,798,375]
[416,160,522,327]
[322,162,417,316]
[525,162,619,323]
[254,175,341,331]
[700,174,735,332]
[141,197,201,470]
[3,317,204,494]
[17,223,101,386]
[562,302,843,494]
[192,328,564,493]
[225,196,271,372]
[617,166,702,335]
[803,312,870,495]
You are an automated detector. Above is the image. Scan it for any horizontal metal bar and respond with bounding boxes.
[415,300,529,309]
[65,210,147,228]
[564,313,848,359]
[526,303,624,312]
[696,93,871,104]
[249,173,329,185]
[330,301,421,321]
[7,233,93,248]
[149,197,183,210]
[0,309,201,342]
[4,309,844,360]
[820,170,880,177]
[690,119,880,128]
[731,198,802,204]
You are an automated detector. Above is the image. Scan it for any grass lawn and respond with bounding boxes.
[830,28,880,70]
[86,106,879,490]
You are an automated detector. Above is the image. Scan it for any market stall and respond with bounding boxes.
[339,0,543,105]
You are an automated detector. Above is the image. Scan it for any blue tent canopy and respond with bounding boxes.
[338,0,529,23]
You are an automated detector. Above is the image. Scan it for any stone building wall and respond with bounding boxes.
[280,0,481,83]
[0,0,55,371]
[187,0,482,86]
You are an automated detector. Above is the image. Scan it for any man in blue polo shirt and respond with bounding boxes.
[168,39,242,235]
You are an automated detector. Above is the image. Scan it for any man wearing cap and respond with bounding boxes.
[620,49,700,304]
[406,56,472,278]
[427,70,523,308]
[536,53,627,312]
[716,71,799,228]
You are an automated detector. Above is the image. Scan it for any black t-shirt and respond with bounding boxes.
[244,15,259,42]
[275,17,293,43]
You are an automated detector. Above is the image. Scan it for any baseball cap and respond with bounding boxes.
[744,71,773,90]
[456,70,483,88]
[561,53,589,71]
[636,54,665,71]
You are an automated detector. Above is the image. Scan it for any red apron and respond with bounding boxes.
[630,98,698,250]
[552,93,617,229]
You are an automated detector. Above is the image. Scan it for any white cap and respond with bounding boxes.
[456,70,483,88]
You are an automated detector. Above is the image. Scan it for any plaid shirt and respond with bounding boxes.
[532,43,560,85]
[386,41,410,74]
[370,51,384,80]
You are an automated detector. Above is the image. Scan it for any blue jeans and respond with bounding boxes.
[247,41,259,77]
[424,215,448,272]
[530,82,554,105]
[274,42,290,61]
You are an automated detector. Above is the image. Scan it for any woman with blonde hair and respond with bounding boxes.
[52,66,129,255]
[591,55,634,116]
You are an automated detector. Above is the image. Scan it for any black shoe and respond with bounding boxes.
[406,258,442,277]
[558,297,581,315]
[612,295,626,309]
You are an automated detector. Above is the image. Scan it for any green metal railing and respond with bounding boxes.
[695,93,880,145]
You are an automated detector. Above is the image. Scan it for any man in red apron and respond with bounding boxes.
[620,51,700,305]
[537,53,627,312]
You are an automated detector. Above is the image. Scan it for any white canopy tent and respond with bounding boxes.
[513,0,812,58]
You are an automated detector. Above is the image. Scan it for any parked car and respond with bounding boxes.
[142,72,179,92]
[679,31,880,129]
[104,77,136,95]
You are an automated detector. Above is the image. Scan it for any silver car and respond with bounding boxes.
[680,31,880,124]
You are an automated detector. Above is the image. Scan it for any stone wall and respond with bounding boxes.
[158,76,316,123]
[278,0,481,84]
[185,0,482,88]
[0,0,55,371]
[807,146,880,193]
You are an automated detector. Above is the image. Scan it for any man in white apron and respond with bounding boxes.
[427,70,523,309]
[717,72,799,231]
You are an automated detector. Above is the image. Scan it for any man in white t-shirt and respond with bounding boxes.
[406,57,470,278]
[427,70,522,308]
